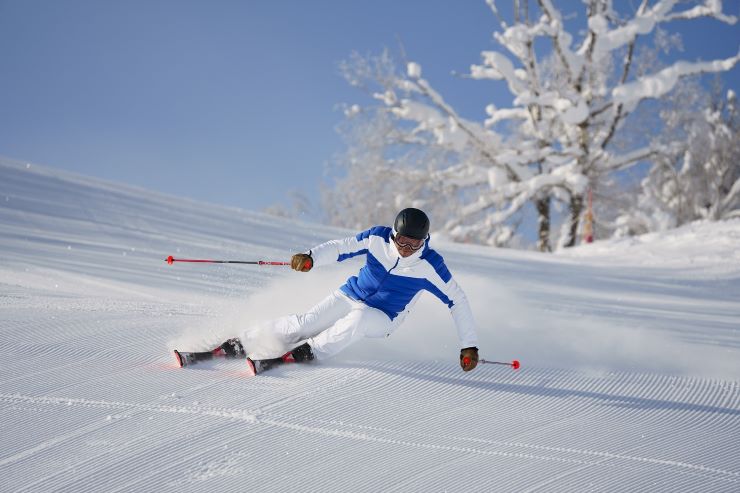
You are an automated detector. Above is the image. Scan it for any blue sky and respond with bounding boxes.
[1,0,738,223]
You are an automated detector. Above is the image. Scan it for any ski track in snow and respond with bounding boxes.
[1,159,740,492]
[0,365,739,492]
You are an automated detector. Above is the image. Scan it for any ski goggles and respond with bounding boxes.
[393,233,425,251]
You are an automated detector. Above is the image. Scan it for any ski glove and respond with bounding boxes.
[460,347,479,372]
[291,253,313,272]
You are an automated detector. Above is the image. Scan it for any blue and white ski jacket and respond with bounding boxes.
[309,226,479,349]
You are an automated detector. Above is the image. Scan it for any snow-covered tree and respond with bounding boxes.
[616,86,740,235]
[328,51,520,246]
[330,0,738,251]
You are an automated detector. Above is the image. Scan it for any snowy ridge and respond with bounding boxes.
[1,159,739,492]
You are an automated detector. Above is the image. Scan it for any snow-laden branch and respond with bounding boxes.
[597,146,660,174]
[493,16,551,66]
[515,91,591,125]
[665,1,737,24]
[430,163,489,189]
[536,0,582,82]
[398,70,524,182]
[485,0,509,31]
[459,163,588,220]
[613,52,740,112]
[470,50,528,95]
[484,104,530,127]
[590,0,737,61]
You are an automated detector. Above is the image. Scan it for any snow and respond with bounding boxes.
[471,51,525,95]
[1,158,739,492]
[406,61,422,79]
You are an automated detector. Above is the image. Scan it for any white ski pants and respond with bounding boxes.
[244,290,394,360]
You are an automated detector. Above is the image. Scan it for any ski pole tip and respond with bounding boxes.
[512,360,520,370]
[166,255,174,265]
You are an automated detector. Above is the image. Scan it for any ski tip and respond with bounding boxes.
[246,358,257,376]
[173,350,184,368]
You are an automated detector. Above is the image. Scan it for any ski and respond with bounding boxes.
[245,358,258,376]
[172,349,221,368]
[173,350,288,375]
[175,342,314,375]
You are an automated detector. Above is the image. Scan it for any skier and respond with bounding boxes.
[174,208,480,374]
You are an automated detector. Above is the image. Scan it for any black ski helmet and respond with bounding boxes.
[394,208,430,240]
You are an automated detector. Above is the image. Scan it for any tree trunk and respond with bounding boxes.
[564,194,584,248]
[536,196,551,252]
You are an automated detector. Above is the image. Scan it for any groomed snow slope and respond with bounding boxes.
[1,158,739,492]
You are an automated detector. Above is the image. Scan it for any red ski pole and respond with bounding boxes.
[165,255,290,266]
[478,358,521,370]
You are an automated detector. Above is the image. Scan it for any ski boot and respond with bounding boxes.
[174,338,246,368]
[246,342,315,375]
[213,338,246,358]
[173,350,200,368]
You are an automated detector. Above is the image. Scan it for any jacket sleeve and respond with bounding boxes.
[442,278,480,349]
[307,227,379,267]
[424,255,479,349]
